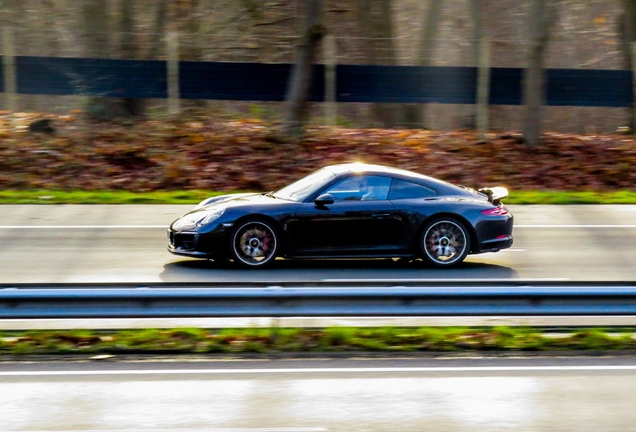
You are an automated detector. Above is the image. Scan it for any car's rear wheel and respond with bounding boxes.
[230,220,279,268]
[420,218,471,267]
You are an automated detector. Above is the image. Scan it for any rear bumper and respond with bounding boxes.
[472,211,514,254]
[476,235,513,253]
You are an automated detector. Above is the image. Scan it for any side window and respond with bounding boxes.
[324,176,392,201]
[388,179,437,200]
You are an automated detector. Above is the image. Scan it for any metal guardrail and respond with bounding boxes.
[1,282,636,319]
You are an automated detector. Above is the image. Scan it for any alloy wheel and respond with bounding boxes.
[422,219,469,266]
[231,221,278,267]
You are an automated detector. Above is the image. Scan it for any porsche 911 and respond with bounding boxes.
[168,163,513,268]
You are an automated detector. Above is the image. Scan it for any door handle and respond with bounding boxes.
[371,213,391,218]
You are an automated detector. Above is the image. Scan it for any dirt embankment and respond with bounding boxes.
[1,113,635,193]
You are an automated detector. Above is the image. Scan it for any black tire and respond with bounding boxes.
[420,218,471,267]
[230,219,279,268]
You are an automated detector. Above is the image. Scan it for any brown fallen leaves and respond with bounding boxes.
[1,112,635,192]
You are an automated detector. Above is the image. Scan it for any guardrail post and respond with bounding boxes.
[476,35,490,142]
[2,25,17,114]
[167,30,180,115]
[324,33,337,126]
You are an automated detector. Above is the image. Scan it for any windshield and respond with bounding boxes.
[274,168,336,202]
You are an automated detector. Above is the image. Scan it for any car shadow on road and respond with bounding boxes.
[159,258,520,282]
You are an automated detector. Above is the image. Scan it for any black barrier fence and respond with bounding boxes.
[1,56,633,107]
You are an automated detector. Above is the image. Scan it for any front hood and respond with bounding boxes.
[198,193,283,210]
[172,193,285,230]
[194,192,260,209]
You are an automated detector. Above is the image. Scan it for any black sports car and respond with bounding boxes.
[168,163,513,268]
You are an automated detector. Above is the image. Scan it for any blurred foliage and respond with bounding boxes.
[2,327,636,355]
[0,112,635,201]
[2,189,636,204]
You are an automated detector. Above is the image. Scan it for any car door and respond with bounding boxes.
[287,175,405,255]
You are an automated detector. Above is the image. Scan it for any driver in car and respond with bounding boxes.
[360,178,377,201]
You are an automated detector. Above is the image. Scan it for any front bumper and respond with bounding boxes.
[167,231,205,257]
[167,244,209,258]
[167,229,229,259]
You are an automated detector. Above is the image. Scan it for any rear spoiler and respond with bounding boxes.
[478,186,508,205]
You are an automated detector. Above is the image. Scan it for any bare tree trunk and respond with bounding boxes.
[467,0,483,128]
[417,0,443,67]
[120,0,135,58]
[83,0,110,58]
[355,0,408,128]
[183,0,208,109]
[147,0,169,60]
[403,0,443,128]
[523,0,558,147]
[618,0,636,132]
[377,0,410,127]
[184,0,204,61]
[277,0,324,141]
[356,0,385,126]
[356,0,377,64]
[119,0,144,117]
[83,0,118,119]
[2,0,22,112]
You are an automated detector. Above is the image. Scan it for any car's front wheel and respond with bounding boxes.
[420,218,471,267]
[230,219,279,268]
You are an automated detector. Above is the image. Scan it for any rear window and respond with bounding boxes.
[388,179,437,200]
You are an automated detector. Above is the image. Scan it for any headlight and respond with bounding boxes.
[173,207,226,229]
[196,207,226,226]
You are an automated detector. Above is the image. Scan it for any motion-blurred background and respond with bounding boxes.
[1,0,632,133]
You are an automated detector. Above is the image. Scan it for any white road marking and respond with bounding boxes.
[6,316,636,330]
[0,225,634,229]
[15,430,327,432]
[1,366,635,377]
[0,225,166,229]
[322,278,570,283]
[516,225,636,228]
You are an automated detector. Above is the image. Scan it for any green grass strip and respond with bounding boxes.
[1,327,636,355]
[504,190,636,205]
[0,190,635,205]
[0,190,231,204]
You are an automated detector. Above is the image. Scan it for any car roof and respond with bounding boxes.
[324,162,418,176]
[323,163,457,189]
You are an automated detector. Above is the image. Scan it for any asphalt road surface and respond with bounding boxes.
[0,204,635,283]
[2,356,636,431]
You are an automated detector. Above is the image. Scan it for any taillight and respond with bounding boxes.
[481,206,509,216]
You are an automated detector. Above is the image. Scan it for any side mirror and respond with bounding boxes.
[315,193,335,207]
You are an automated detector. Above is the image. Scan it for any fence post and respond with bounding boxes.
[476,35,490,142]
[167,30,180,115]
[2,25,17,114]
[324,34,337,126]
